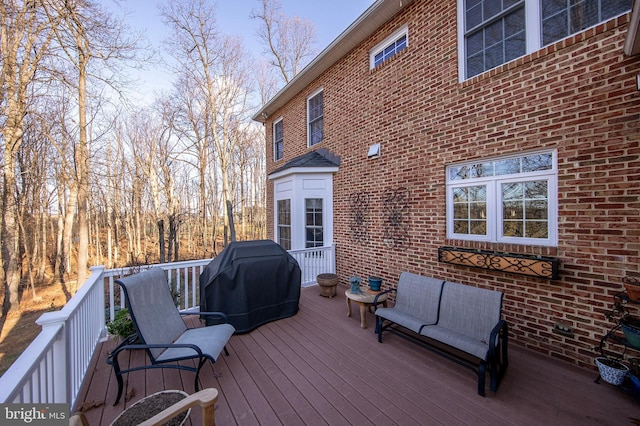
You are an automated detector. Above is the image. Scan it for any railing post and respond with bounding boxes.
[36,312,69,404]
[331,244,336,272]
[90,266,109,342]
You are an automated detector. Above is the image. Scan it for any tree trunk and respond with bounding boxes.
[54,186,65,283]
[168,215,179,262]
[2,150,21,316]
[61,188,77,284]
[38,207,47,279]
[226,200,236,242]
[75,22,90,287]
[158,219,166,263]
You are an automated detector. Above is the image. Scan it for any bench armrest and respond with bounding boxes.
[488,319,508,357]
[374,288,396,309]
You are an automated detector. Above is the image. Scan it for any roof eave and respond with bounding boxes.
[624,0,640,56]
[268,166,340,180]
[252,0,413,123]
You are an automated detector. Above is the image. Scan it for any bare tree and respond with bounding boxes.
[0,0,56,315]
[171,72,215,256]
[42,84,81,286]
[154,98,182,262]
[162,0,252,248]
[255,58,279,106]
[43,0,145,285]
[251,0,317,85]
[0,0,270,313]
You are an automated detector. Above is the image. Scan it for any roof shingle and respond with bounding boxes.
[270,149,340,175]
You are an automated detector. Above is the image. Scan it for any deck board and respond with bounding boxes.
[75,286,640,425]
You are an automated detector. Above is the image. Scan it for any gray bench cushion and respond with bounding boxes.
[420,326,491,360]
[420,281,502,359]
[375,272,443,333]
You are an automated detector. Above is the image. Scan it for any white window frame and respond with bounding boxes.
[457,0,631,81]
[446,150,558,247]
[305,198,324,248]
[277,198,291,250]
[271,170,336,252]
[307,88,324,147]
[369,24,409,69]
[273,117,284,161]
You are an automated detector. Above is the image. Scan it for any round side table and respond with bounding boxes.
[345,288,387,328]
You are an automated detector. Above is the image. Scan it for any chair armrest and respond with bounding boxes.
[109,342,204,361]
[139,388,219,426]
[180,308,229,323]
[374,288,396,309]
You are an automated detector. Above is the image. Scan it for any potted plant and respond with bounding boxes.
[316,273,338,298]
[595,356,629,386]
[368,276,383,292]
[106,307,136,342]
[110,389,190,426]
[623,276,640,302]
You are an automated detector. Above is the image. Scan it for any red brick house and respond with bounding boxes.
[253,0,640,368]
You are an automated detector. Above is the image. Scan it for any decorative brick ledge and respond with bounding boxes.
[438,247,560,279]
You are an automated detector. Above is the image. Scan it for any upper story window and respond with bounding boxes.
[370,25,409,68]
[273,118,284,161]
[541,0,632,45]
[307,89,324,146]
[459,0,632,80]
[446,150,558,246]
[463,0,526,79]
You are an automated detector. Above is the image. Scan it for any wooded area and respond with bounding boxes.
[0,0,315,319]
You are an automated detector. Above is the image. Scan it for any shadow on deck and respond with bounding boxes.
[76,286,639,425]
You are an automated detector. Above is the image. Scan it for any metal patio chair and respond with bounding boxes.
[107,267,235,405]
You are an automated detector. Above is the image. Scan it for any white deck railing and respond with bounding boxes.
[288,244,336,286]
[0,245,335,408]
[0,266,108,405]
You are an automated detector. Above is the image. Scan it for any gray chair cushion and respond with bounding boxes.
[156,323,235,362]
[119,268,188,359]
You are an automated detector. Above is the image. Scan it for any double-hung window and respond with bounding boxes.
[277,199,291,250]
[460,0,632,79]
[463,0,526,79]
[307,89,324,146]
[370,25,408,68]
[305,198,324,248]
[446,150,557,246]
[273,118,283,161]
[541,0,632,46]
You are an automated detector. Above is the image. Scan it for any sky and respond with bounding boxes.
[110,0,375,102]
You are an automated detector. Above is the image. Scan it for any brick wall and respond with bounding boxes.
[264,2,640,368]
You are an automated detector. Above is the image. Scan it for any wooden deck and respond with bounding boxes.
[77,286,639,425]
